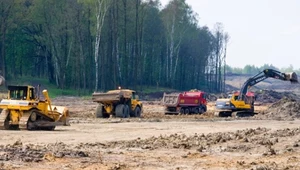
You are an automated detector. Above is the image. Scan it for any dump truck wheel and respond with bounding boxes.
[184,108,190,114]
[194,108,200,114]
[95,104,104,118]
[179,108,185,115]
[199,107,204,114]
[116,104,125,118]
[124,105,130,118]
[133,107,141,117]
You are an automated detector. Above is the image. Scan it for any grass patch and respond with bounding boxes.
[5,76,92,98]
[136,86,177,94]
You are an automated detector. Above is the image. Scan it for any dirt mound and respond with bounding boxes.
[259,97,300,120]
[0,141,88,162]
[52,96,97,118]
[99,127,271,151]
[255,90,299,103]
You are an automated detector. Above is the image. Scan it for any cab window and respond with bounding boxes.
[10,89,27,100]
[29,88,35,100]
[132,92,136,99]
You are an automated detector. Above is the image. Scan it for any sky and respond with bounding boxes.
[160,0,300,69]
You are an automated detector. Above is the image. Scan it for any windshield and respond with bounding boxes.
[10,89,27,100]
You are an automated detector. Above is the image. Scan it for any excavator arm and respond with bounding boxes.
[238,69,298,100]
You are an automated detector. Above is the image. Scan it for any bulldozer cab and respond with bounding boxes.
[8,86,35,100]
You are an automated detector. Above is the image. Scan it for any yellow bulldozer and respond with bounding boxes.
[0,85,70,130]
[92,88,143,118]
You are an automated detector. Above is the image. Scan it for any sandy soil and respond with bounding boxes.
[1,97,300,170]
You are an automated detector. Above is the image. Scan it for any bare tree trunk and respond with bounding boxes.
[222,33,229,92]
[113,0,121,86]
[168,14,175,82]
[173,28,185,82]
[134,0,140,89]
[94,0,110,91]
[122,0,127,86]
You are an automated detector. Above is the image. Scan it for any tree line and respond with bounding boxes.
[226,64,300,75]
[0,0,229,93]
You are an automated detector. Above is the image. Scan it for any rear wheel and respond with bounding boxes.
[194,108,200,114]
[116,104,130,118]
[133,107,141,117]
[124,105,130,118]
[199,107,204,114]
[184,108,190,114]
[95,104,109,118]
[179,108,185,115]
[96,104,103,118]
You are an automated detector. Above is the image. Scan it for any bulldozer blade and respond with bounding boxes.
[285,72,298,83]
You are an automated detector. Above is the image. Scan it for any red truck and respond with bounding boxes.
[162,90,207,114]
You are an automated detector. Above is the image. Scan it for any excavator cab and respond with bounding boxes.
[283,72,298,83]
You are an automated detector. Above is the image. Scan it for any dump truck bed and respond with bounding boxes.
[162,93,180,107]
[92,90,133,103]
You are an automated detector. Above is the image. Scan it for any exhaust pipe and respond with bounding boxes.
[285,72,298,83]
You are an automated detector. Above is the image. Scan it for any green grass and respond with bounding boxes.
[4,76,179,98]
[5,76,92,98]
[136,86,177,94]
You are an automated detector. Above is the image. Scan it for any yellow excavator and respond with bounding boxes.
[215,69,298,117]
[0,85,70,130]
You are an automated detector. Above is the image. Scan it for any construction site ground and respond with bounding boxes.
[1,93,300,170]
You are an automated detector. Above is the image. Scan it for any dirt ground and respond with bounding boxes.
[1,95,300,170]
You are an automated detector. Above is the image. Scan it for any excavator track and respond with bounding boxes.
[19,111,33,130]
[0,109,9,130]
[214,111,232,117]
[232,111,256,117]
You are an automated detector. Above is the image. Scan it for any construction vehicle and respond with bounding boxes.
[215,69,298,117]
[92,88,143,118]
[0,85,70,130]
[163,89,207,114]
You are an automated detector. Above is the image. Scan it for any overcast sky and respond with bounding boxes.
[160,0,300,69]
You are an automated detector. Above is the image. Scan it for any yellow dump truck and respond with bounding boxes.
[92,88,142,118]
[0,85,70,130]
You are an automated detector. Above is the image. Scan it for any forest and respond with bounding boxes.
[0,0,231,93]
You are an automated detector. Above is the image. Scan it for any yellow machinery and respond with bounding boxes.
[92,88,143,118]
[0,85,70,130]
[215,69,298,117]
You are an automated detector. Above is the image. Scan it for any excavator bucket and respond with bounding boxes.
[284,72,298,83]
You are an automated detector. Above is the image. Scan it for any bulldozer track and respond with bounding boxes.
[19,112,31,130]
[0,109,9,130]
